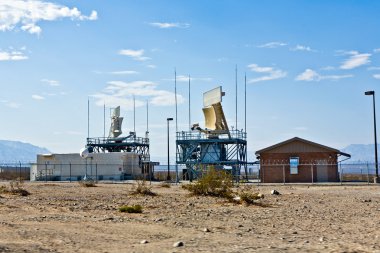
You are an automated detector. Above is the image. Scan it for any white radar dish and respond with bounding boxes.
[203,86,224,107]
[80,147,89,158]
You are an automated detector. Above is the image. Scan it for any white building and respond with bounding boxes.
[30,152,144,181]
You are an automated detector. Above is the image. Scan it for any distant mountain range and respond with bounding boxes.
[0,140,377,164]
[153,144,378,164]
[0,140,50,163]
[340,144,378,163]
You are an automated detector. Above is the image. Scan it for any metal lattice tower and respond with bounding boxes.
[176,86,248,181]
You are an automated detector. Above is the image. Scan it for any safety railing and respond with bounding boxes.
[176,129,246,140]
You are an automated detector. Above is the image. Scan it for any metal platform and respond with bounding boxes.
[86,136,150,162]
[176,130,247,180]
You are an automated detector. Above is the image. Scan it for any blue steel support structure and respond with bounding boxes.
[176,130,247,181]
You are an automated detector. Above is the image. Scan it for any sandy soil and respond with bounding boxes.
[0,181,379,253]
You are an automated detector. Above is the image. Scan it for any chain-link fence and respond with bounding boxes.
[0,163,30,180]
[258,163,377,184]
[0,162,378,184]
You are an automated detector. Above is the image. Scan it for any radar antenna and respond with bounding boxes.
[109,106,123,138]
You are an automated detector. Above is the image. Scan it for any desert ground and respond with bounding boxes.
[0,181,379,253]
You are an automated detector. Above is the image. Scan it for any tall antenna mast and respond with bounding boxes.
[175,68,178,132]
[103,103,106,138]
[244,72,248,180]
[235,65,238,130]
[146,100,149,133]
[244,72,247,132]
[87,97,90,139]
[188,74,191,131]
[133,95,136,133]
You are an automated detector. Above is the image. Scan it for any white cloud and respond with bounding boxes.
[93,70,139,75]
[368,66,380,71]
[1,100,21,108]
[146,64,156,69]
[92,80,184,109]
[32,94,45,100]
[257,42,287,48]
[21,23,42,34]
[373,74,380,79]
[118,49,150,61]
[0,50,28,61]
[149,22,190,29]
[294,126,308,131]
[247,64,287,83]
[42,92,56,96]
[0,0,97,35]
[6,102,21,108]
[374,48,380,53]
[164,75,213,82]
[320,66,335,71]
[295,69,319,81]
[66,131,83,136]
[322,74,353,81]
[41,78,60,86]
[295,68,353,81]
[290,44,315,52]
[217,57,228,62]
[340,51,371,69]
[180,75,212,82]
[109,70,139,75]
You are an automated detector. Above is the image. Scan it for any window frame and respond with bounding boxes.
[289,157,299,175]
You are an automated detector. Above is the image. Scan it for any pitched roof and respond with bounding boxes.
[255,137,350,157]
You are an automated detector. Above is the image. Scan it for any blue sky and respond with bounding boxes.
[0,0,379,162]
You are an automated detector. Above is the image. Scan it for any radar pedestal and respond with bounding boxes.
[176,86,247,181]
[81,106,154,179]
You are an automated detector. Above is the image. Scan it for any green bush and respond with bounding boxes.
[182,167,233,199]
[119,205,143,213]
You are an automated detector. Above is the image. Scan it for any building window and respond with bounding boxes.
[290,157,299,174]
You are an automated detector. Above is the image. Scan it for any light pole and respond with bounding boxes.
[365,90,379,182]
[167,118,173,181]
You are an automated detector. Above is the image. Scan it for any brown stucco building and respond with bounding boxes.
[255,137,350,183]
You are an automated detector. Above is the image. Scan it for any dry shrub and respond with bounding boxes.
[78,179,96,187]
[182,170,265,205]
[237,191,264,205]
[0,185,6,194]
[0,180,30,196]
[119,205,143,213]
[230,185,264,205]
[131,179,156,196]
[0,170,29,181]
[182,167,233,199]
[159,182,171,188]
